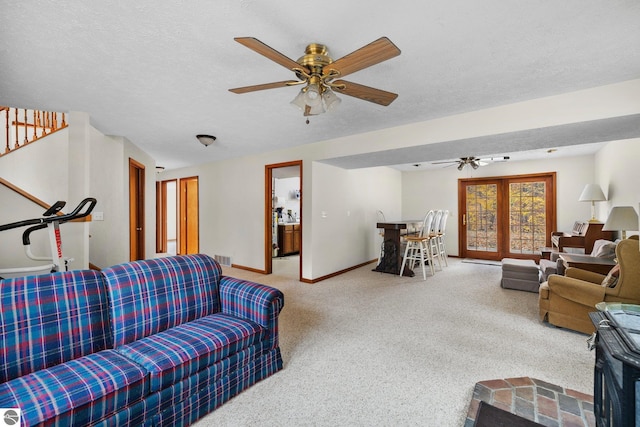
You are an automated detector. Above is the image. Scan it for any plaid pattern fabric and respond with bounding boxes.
[0,270,111,383]
[156,347,283,426]
[115,313,267,392]
[102,254,222,347]
[95,344,275,427]
[219,276,284,349]
[0,349,147,426]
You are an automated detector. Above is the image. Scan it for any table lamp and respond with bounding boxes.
[578,184,607,223]
[603,206,639,240]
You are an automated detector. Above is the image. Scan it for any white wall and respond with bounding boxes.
[595,138,640,238]
[402,155,596,256]
[309,163,401,278]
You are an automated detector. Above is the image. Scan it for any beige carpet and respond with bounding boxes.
[196,257,594,426]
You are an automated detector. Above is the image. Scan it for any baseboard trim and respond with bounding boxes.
[230,264,266,274]
[300,259,378,284]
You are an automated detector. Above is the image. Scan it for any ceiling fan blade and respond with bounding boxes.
[332,80,398,106]
[431,160,459,165]
[229,80,300,94]
[477,156,511,162]
[234,37,308,73]
[325,37,401,79]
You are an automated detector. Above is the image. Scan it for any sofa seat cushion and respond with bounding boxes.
[0,350,147,426]
[116,313,267,392]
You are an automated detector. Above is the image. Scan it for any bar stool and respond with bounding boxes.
[428,210,444,272]
[435,209,449,266]
[400,210,436,280]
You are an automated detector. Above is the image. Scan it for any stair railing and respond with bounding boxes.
[1,106,67,157]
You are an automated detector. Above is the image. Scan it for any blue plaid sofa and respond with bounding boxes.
[0,254,284,426]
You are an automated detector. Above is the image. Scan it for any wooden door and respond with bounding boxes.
[129,158,145,261]
[179,176,199,254]
[459,173,556,260]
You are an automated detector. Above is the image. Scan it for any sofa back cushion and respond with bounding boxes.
[101,254,222,347]
[0,270,111,383]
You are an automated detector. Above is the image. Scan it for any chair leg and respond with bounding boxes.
[418,242,427,280]
[428,238,442,272]
[437,235,448,267]
[400,241,412,277]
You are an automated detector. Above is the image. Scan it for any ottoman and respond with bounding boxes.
[501,258,541,293]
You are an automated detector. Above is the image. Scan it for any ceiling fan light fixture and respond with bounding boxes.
[471,161,480,169]
[303,83,322,107]
[307,101,326,116]
[457,163,465,171]
[290,90,307,111]
[322,88,341,112]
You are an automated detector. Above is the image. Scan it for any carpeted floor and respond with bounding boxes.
[196,257,594,426]
[462,258,503,266]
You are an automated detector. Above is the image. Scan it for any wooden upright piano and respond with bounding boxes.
[550,221,613,254]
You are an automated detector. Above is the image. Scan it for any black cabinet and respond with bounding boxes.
[590,310,640,426]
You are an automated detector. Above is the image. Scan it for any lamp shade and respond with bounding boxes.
[578,184,606,202]
[603,206,639,239]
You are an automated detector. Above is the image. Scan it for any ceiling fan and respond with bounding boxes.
[432,156,510,171]
[228,37,401,119]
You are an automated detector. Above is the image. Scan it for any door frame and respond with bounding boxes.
[129,158,145,261]
[265,160,302,279]
[458,172,556,260]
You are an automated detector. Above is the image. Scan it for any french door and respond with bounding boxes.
[459,173,556,260]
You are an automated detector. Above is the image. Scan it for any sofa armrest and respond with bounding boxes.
[565,267,606,284]
[547,274,606,307]
[219,276,284,349]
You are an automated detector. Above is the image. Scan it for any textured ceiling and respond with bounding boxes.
[1,1,639,170]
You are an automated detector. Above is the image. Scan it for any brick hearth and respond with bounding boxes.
[465,377,595,427]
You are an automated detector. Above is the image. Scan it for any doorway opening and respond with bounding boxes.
[265,161,302,280]
[129,158,145,261]
[156,176,198,256]
[156,179,177,255]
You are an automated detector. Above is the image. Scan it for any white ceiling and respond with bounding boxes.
[1,1,639,171]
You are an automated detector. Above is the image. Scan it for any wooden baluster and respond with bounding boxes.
[32,109,37,141]
[23,109,28,144]
[52,112,57,131]
[14,108,19,149]
[4,108,9,154]
[36,111,41,139]
[61,112,66,127]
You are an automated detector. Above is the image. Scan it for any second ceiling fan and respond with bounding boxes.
[432,156,511,171]
[229,37,401,118]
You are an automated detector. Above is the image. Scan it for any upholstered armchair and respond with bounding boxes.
[539,236,640,334]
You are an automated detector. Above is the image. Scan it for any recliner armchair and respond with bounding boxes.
[539,236,640,334]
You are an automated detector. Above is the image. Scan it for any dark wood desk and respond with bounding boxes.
[559,253,616,275]
[374,220,421,276]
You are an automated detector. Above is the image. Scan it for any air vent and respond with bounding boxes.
[214,255,232,267]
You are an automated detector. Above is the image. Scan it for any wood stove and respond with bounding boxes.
[590,309,640,426]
